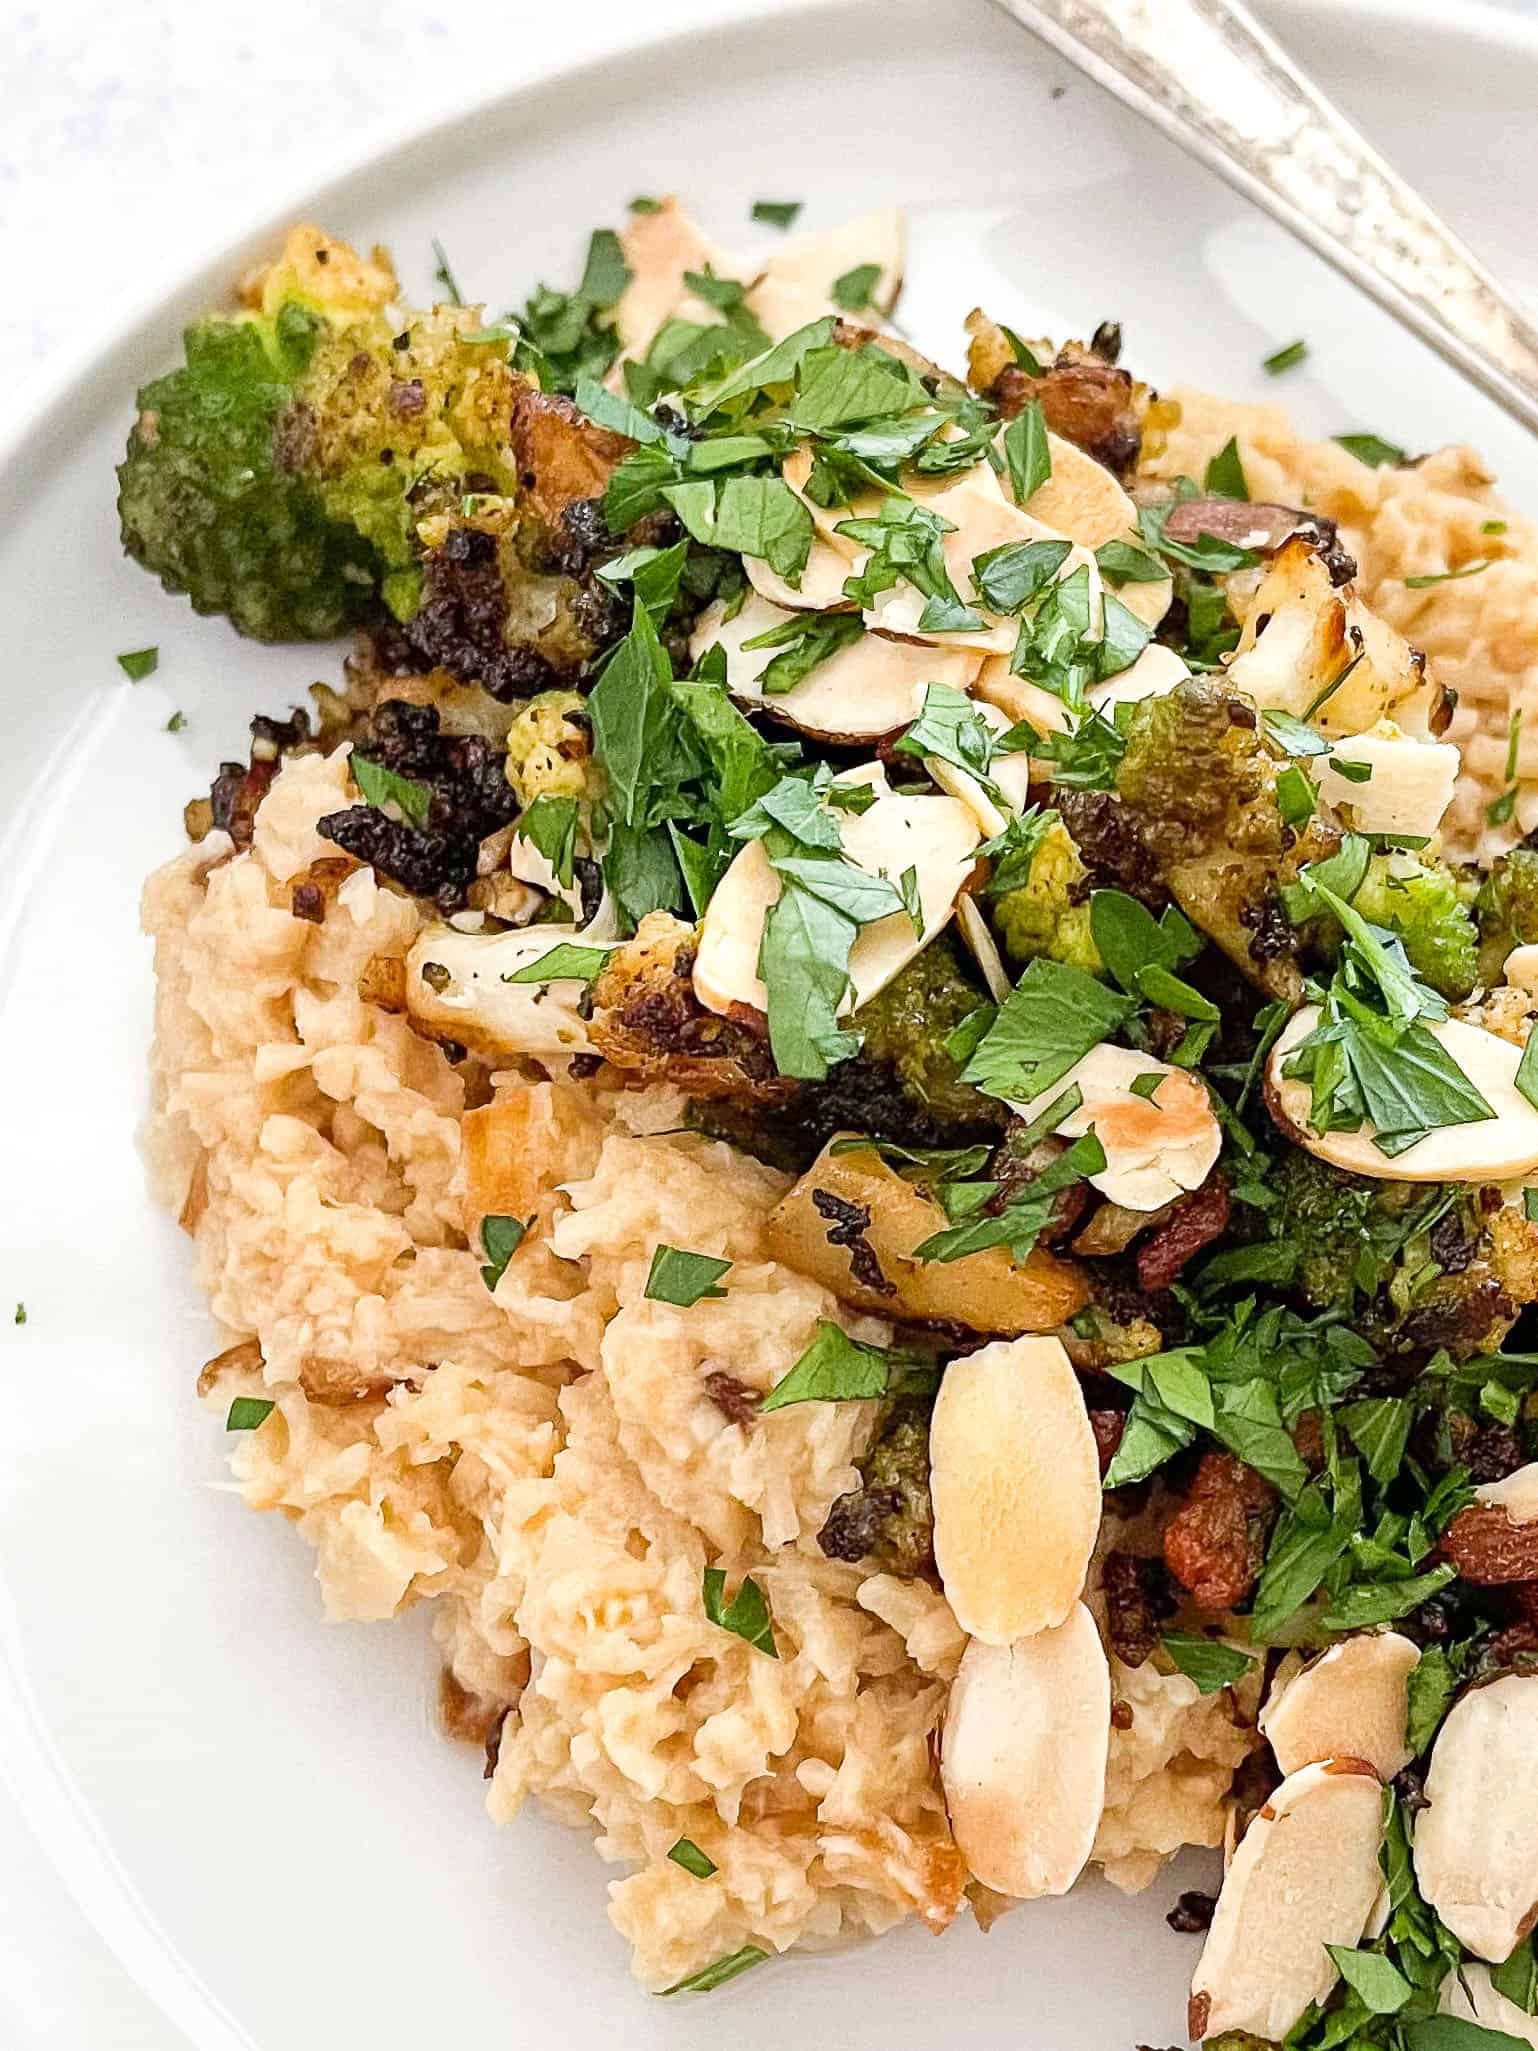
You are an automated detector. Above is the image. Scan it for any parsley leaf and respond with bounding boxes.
[519,794,579,887]
[595,536,690,619]
[961,958,1135,1103]
[974,538,1073,613]
[1203,436,1249,500]
[835,494,983,632]
[664,474,814,584]
[667,1838,718,1879]
[226,1397,274,1431]
[351,754,432,829]
[1405,1646,1459,1755]
[751,199,802,229]
[480,1214,531,1290]
[893,682,1002,793]
[1161,1633,1256,1695]
[1001,399,1051,504]
[759,1322,897,1410]
[116,645,159,681]
[1324,1946,1413,2015]
[831,261,882,311]
[500,943,613,986]
[1335,432,1407,468]
[645,1246,732,1306]
[658,1945,769,1996]
[739,610,864,695]
[701,1567,777,1657]
[1404,561,1491,589]
[1262,338,1308,375]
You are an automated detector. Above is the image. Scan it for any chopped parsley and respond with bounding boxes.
[1160,1633,1255,1695]
[480,1214,531,1291]
[667,1838,718,1879]
[831,261,882,311]
[165,710,187,734]
[759,1323,925,1410]
[1261,338,1308,375]
[430,239,464,303]
[644,1245,732,1306]
[1001,399,1051,505]
[658,1944,769,1996]
[351,754,432,830]
[1403,560,1491,589]
[226,1396,275,1431]
[13,1302,26,1326]
[701,1567,777,1657]
[1335,432,1407,468]
[751,199,802,229]
[500,943,613,985]
[116,646,159,681]
[961,956,1135,1104]
[1203,436,1249,500]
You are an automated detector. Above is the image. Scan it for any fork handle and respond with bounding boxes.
[989,0,1538,438]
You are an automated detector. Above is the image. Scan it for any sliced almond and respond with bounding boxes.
[1477,1461,1538,1523]
[1441,1962,1538,2045]
[1313,720,1460,840]
[1259,1633,1419,1780]
[693,763,981,1020]
[1190,1759,1386,2042]
[942,1605,1110,1898]
[930,1335,1100,1643]
[919,693,1033,839]
[744,540,857,613]
[690,592,980,742]
[1267,1006,1538,1182]
[746,206,905,341]
[1005,430,1138,548]
[404,922,608,1056]
[1087,641,1190,717]
[1013,1042,1222,1213]
[612,198,740,360]
[1415,1672,1538,1961]
[862,469,1081,655]
[956,892,1012,1001]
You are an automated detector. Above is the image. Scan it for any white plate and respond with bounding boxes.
[2,2,1536,2044]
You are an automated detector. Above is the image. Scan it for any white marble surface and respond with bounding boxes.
[3,0,1532,436]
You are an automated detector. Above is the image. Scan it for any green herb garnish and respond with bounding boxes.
[667,1838,718,1879]
[116,646,159,681]
[226,1396,275,1431]
[644,1245,732,1306]
[701,1568,777,1657]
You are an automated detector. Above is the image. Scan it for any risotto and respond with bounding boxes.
[126,203,1538,2039]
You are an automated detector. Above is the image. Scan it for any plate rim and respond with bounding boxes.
[2,0,1536,501]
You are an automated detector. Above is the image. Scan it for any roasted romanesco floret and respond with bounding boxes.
[990,815,1102,972]
[503,689,596,805]
[1352,851,1479,1001]
[1476,845,1538,987]
[118,225,524,639]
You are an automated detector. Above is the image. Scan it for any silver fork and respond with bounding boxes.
[988,0,1538,438]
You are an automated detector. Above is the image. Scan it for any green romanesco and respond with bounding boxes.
[1353,851,1479,1000]
[990,815,1102,972]
[1476,844,1538,987]
[852,938,996,1130]
[117,225,525,639]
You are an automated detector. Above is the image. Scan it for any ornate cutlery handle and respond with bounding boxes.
[989,0,1538,437]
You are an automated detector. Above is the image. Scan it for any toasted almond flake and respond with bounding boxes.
[1005,431,1138,549]
[690,592,980,742]
[956,893,1011,1001]
[862,469,1083,655]
[612,198,741,360]
[692,763,981,1021]
[1415,1672,1538,1961]
[1267,1006,1538,1181]
[942,1604,1110,1899]
[1013,1043,1222,1213]
[744,541,856,613]
[1477,1461,1538,1522]
[917,694,1033,838]
[1440,1962,1538,2045]
[930,1335,1100,1643]
[1313,719,1460,839]
[1087,641,1190,717]
[1258,1632,1419,1780]
[1505,944,1538,993]
[745,206,905,341]
[1190,1759,1386,2042]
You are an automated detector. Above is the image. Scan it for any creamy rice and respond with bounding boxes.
[143,403,1538,1984]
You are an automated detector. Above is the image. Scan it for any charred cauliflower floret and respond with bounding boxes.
[118,225,527,639]
[990,816,1102,973]
[503,689,596,805]
[1476,846,1538,988]
[848,939,998,1133]
[1114,678,1340,999]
